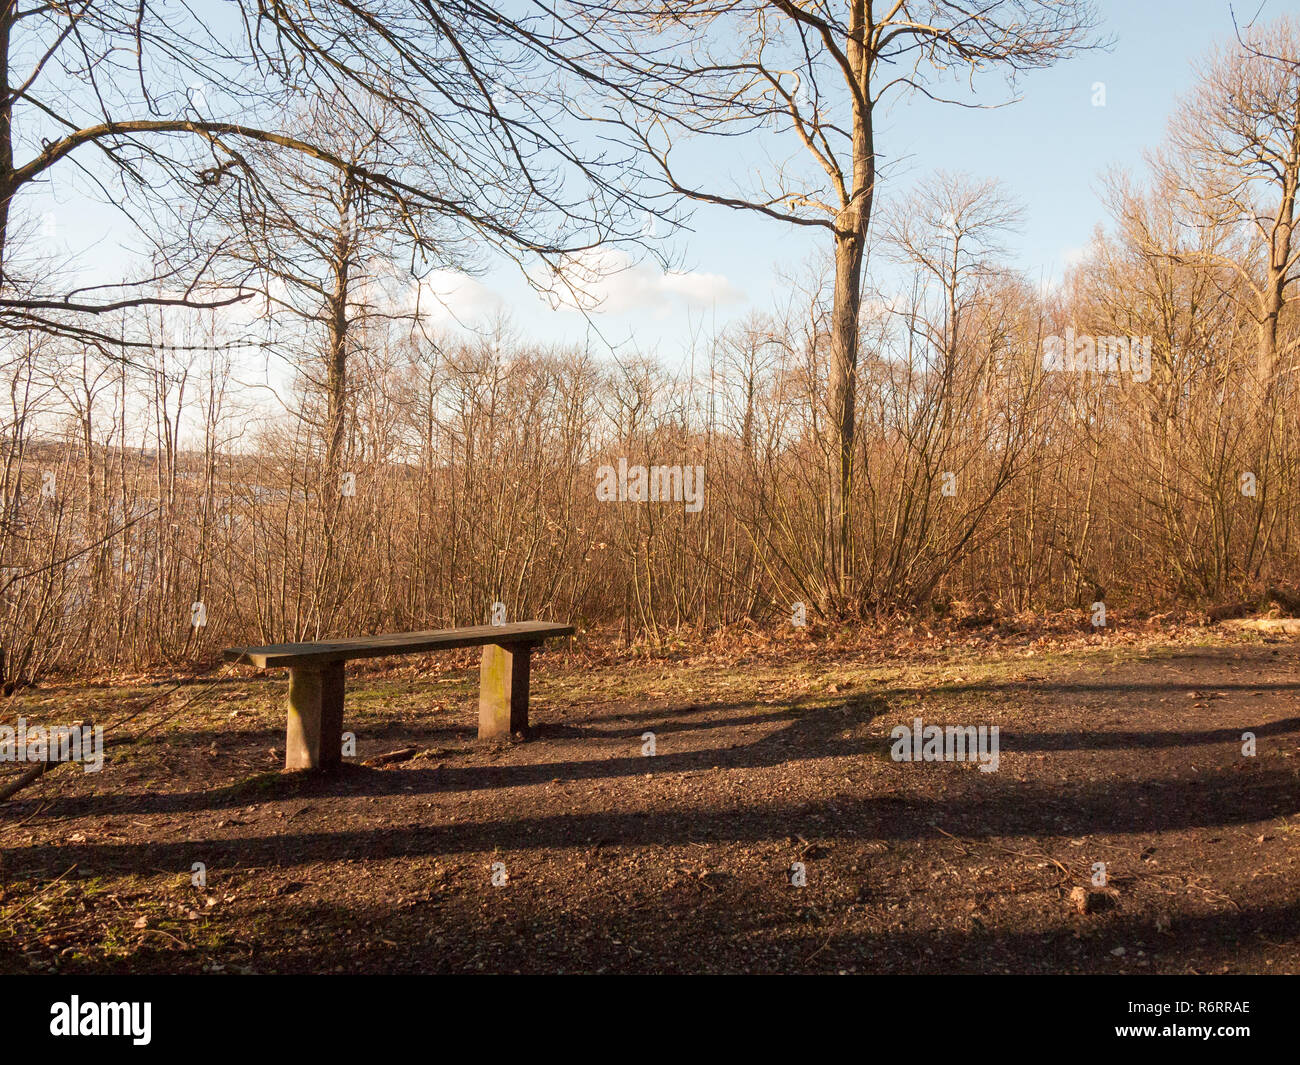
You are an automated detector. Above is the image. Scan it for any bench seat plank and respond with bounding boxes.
[224,621,575,668]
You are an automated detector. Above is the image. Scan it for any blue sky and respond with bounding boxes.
[456,0,1275,366]
[25,0,1285,373]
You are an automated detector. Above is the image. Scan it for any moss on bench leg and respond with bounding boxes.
[479,643,531,740]
[285,662,345,771]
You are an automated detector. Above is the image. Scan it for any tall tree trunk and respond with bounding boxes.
[827,223,864,610]
[324,181,355,484]
[824,0,874,616]
[1258,169,1295,394]
[325,272,349,479]
[315,181,356,634]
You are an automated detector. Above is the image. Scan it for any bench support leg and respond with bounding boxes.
[479,643,531,740]
[285,661,345,771]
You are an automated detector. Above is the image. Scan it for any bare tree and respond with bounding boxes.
[0,1,657,345]
[564,0,1100,614]
[177,94,470,482]
[1165,14,1300,397]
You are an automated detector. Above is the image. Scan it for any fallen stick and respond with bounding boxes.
[0,759,55,802]
[0,717,96,803]
[0,671,230,805]
[362,746,417,767]
[1,667,240,804]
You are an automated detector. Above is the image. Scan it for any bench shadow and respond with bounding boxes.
[13,674,1298,824]
[5,745,1297,880]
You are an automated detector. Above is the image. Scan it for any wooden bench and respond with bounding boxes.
[224,621,575,771]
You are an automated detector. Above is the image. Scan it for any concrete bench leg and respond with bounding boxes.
[479,642,531,740]
[285,661,345,771]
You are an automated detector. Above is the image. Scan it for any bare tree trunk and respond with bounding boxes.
[324,184,354,482]
[826,222,865,612]
[824,4,873,615]
[1258,163,1295,393]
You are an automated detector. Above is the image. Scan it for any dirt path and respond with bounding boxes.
[2,630,1298,973]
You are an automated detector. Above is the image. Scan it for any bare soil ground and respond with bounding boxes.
[2,623,1298,974]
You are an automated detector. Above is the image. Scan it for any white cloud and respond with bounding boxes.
[1060,244,1090,269]
[536,249,745,317]
[408,269,503,325]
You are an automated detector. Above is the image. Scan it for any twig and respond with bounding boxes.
[935,826,1074,879]
[0,760,55,802]
[1,665,238,803]
[0,864,78,920]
